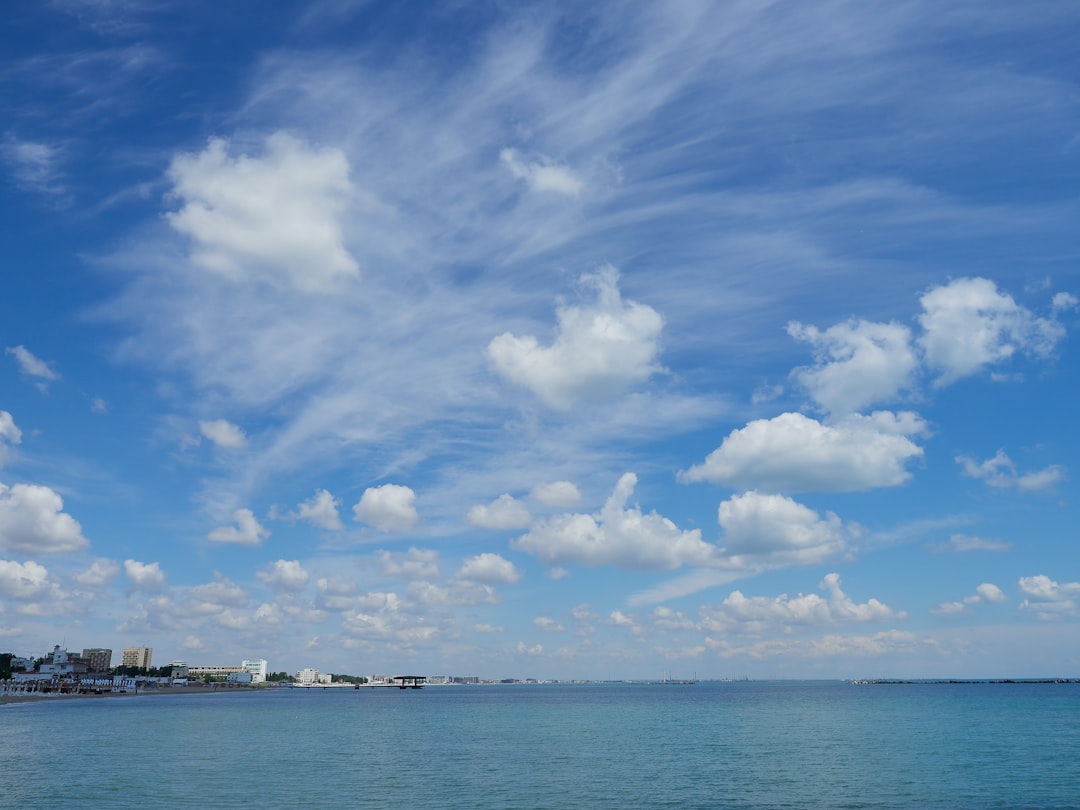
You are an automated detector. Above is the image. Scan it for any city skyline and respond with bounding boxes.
[1,1,1079,679]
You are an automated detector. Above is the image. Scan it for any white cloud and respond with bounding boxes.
[407,580,499,607]
[457,552,522,585]
[0,411,21,469]
[353,484,418,533]
[198,418,248,449]
[974,583,1006,603]
[932,582,1006,614]
[547,567,570,580]
[379,547,440,580]
[515,641,543,655]
[206,508,269,546]
[534,616,565,631]
[72,558,120,588]
[123,559,166,591]
[188,576,250,612]
[700,573,901,632]
[467,494,532,529]
[0,411,22,446]
[956,450,1065,493]
[787,319,917,415]
[90,397,108,414]
[0,559,56,601]
[474,623,504,633]
[0,482,89,554]
[918,277,1066,386]
[709,629,921,660]
[256,559,310,592]
[487,267,664,409]
[500,148,583,197]
[929,533,1012,553]
[1051,292,1078,312]
[1,137,65,197]
[530,481,582,508]
[296,488,344,530]
[5,345,60,381]
[717,491,851,567]
[513,472,715,570]
[680,411,926,492]
[165,132,358,293]
[1018,575,1080,619]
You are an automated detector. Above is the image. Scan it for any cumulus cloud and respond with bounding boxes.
[1018,575,1080,619]
[487,267,664,409]
[0,559,57,601]
[929,533,1012,553]
[500,148,583,196]
[932,582,1006,614]
[513,473,715,570]
[0,482,89,554]
[256,559,310,592]
[6,345,60,382]
[0,411,21,468]
[717,491,851,567]
[124,559,166,591]
[457,552,522,584]
[700,573,901,632]
[680,411,926,493]
[295,488,344,530]
[72,558,120,588]
[165,132,358,293]
[788,319,917,415]
[379,547,440,580]
[956,450,1065,493]
[198,418,248,449]
[1051,292,1078,313]
[531,481,582,508]
[917,278,1066,386]
[353,484,418,533]
[467,494,531,529]
[206,508,269,546]
[708,629,920,660]
[515,641,543,655]
[187,576,250,612]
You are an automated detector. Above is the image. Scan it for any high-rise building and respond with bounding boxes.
[82,648,113,672]
[121,647,152,670]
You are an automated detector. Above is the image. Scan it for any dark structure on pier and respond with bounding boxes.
[392,675,426,689]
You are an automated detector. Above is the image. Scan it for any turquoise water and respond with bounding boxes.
[3,681,1079,808]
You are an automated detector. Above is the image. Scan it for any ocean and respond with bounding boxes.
[3,681,1078,808]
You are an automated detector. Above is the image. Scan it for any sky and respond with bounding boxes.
[1,0,1078,680]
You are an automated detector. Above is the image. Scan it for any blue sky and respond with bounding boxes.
[1,0,1078,679]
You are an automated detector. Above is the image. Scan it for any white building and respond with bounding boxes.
[241,658,268,683]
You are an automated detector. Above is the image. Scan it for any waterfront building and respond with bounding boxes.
[168,661,189,678]
[296,668,320,685]
[82,648,113,673]
[242,658,268,683]
[188,666,244,680]
[121,647,153,670]
[39,646,89,676]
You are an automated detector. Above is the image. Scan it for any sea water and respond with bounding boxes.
[2,681,1079,808]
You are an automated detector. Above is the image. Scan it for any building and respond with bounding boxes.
[121,647,153,670]
[82,648,113,673]
[39,646,89,677]
[188,666,244,681]
[168,661,189,678]
[241,658,268,684]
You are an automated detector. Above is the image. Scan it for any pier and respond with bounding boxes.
[392,675,426,689]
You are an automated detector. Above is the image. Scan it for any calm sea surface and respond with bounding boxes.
[3,681,1079,808]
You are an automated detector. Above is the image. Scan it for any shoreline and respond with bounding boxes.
[1,684,260,707]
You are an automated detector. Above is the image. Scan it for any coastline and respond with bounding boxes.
[0,684,260,707]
